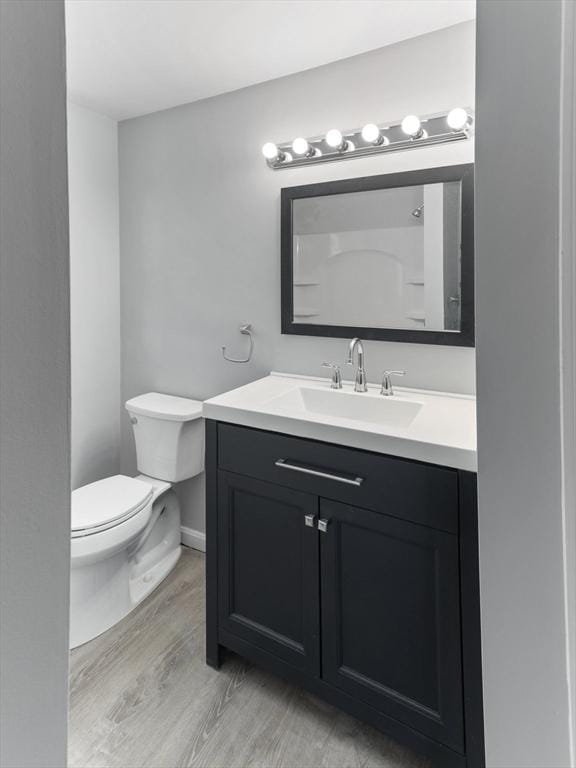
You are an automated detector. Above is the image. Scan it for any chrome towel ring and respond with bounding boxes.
[222,323,254,363]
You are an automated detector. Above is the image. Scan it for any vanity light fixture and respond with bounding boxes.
[361,123,389,146]
[263,108,474,169]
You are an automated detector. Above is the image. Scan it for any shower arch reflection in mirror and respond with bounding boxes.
[293,230,426,329]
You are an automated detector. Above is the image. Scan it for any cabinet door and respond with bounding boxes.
[218,471,320,675]
[320,499,464,752]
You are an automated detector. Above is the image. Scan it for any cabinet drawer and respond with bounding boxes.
[217,423,458,533]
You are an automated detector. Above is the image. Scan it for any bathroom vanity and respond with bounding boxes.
[204,374,483,768]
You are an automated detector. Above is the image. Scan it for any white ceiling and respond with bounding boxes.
[65,0,475,121]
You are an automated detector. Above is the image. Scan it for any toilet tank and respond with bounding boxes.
[125,393,203,482]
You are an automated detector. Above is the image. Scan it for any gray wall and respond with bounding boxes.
[119,22,476,531]
[560,0,576,748]
[68,102,121,490]
[476,1,573,765]
[0,2,70,767]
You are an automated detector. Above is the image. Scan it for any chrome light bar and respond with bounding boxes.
[262,109,473,170]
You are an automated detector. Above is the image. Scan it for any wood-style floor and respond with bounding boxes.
[69,548,430,768]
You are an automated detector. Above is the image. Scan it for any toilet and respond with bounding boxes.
[69,392,203,649]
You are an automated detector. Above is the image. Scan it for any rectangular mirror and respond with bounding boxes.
[281,164,474,346]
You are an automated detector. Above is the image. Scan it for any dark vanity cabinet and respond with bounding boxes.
[206,421,484,768]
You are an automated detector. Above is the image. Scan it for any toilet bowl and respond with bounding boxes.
[69,393,203,649]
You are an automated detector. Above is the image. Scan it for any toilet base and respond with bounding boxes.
[130,546,181,607]
[70,488,182,649]
[129,492,182,607]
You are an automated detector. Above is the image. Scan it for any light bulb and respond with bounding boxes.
[361,123,390,146]
[361,123,380,143]
[401,115,423,138]
[447,108,470,131]
[292,137,310,155]
[262,142,279,160]
[325,129,344,148]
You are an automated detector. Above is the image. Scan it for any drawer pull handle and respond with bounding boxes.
[304,514,316,528]
[274,459,364,487]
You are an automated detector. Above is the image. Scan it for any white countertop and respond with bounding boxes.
[203,372,477,471]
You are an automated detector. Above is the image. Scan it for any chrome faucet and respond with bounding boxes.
[321,362,342,389]
[347,338,368,392]
[380,370,406,396]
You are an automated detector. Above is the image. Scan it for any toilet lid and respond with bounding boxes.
[125,392,203,421]
[71,475,153,535]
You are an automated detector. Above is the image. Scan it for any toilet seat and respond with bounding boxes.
[72,475,154,538]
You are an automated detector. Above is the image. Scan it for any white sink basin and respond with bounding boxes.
[203,373,477,471]
[265,387,423,430]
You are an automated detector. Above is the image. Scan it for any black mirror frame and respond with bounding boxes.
[281,164,475,347]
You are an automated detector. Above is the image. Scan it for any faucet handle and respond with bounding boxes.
[321,362,343,389]
[380,370,405,396]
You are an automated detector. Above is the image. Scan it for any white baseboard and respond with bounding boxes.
[180,525,206,552]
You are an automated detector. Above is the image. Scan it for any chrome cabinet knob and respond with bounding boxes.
[318,518,330,533]
[304,514,316,528]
